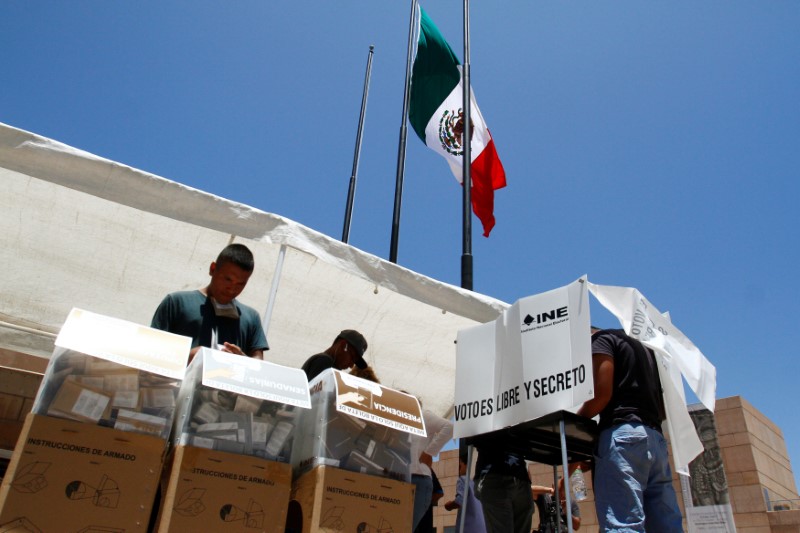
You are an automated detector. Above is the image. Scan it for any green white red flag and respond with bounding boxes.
[408,6,506,237]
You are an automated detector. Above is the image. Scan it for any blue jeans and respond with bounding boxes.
[594,423,684,532]
[411,474,433,530]
[475,473,534,533]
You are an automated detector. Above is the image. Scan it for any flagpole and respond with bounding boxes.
[458,3,474,530]
[461,0,473,291]
[342,44,375,244]
[389,0,418,263]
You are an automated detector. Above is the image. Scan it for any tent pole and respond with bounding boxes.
[261,244,286,336]
[458,444,474,533]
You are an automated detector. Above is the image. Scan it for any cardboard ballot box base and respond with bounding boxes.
[157,445,292,533]
[288,465,414,533]
[0,413,166,532]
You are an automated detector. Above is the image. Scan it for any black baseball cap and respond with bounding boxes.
[337,329,368,369]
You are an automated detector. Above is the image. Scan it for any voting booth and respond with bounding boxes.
[454,278,719,532]
[454,277,594,437]
[0,309,190,532]
[455,278,598,532]
[157,348,311,533]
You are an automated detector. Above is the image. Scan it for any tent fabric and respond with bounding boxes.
[0,122,509,418]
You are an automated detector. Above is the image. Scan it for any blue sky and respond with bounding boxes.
[3,2,799,488]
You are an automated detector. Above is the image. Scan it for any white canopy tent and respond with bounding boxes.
[0,122,510,418]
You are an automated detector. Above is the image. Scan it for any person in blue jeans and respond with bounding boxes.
[575,328,683,532]
[410,409,453,529]
[444,455,487,533]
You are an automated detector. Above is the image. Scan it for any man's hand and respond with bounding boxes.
[187,346,203,364]
[221,342,245,356]
[444,500,460,511]
[419,452,433,468]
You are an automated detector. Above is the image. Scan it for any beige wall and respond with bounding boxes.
[716,396,799,532]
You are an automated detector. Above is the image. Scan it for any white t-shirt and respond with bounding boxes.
[410,409,454,476]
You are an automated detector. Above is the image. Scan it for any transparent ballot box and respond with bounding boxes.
[32,308,191,439]
[172,348,311,461]
[290,368,425,482]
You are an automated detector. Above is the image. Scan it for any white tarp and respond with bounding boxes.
[0,122,509,419]
[588,282,717,474]
[453,277,593,438]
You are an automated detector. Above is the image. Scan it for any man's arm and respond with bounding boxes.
[150,294,173,331]
[531,484,553,498]
[576,353,614,419]
[444,475,466,510]
[219,342,263,359]
[569,499,581,530]
[423,413,454,458]
[238,307,268,359]
[565,352,614,477]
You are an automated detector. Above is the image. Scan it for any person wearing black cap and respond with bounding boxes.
[301,329,368,381]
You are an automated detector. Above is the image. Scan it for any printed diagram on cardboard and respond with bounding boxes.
[318,506,395,533]
[220,498,264,529]
[65,474,120,508]
[10,461,51,494]
[0,516,43,533]
[356,518,394,533]
[319,506,345,529]
[174,487,207,517]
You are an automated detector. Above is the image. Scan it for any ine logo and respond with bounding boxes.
[523,306,568,327]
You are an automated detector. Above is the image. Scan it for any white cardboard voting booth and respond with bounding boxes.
[454,277,593,439]
[453,278,718,533]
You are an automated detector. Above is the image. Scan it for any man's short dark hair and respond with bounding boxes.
[216,244,255,272]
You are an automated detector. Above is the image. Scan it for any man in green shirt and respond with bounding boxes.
[151,243,268,361]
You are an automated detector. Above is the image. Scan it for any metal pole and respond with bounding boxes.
[261,244,286,335]
[389,0,418,263]
[458,444,474,533]
[559,418,575,533]
[553,466,562,533]
[461,0,473,290]
[342,45,375,243]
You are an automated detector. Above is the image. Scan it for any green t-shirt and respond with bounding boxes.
[151,290,268,355]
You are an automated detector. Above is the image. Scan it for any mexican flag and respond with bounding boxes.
[409,7,506,237]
